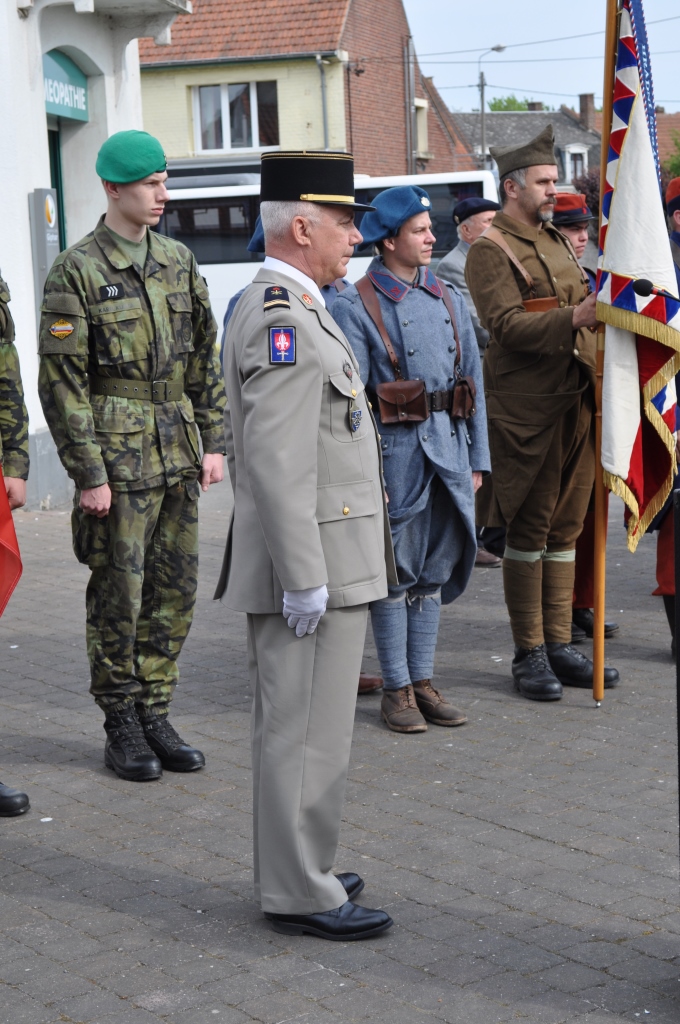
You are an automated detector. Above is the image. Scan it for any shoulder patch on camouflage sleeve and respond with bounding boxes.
[264,285,290,311]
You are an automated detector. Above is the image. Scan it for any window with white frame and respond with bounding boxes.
[563,144,588,182]
[195,81,279,152]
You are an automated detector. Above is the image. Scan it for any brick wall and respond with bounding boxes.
[340,0,410,175]
[340,0,474,175]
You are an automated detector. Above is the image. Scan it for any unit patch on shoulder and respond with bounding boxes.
[269,326,296,364]
[264,285,290,311]
[49,319,75,340]
[99,284,123,301]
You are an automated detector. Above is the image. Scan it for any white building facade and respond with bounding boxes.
[1,0,192,506]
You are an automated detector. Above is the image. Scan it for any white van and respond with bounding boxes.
[157,170,499,326]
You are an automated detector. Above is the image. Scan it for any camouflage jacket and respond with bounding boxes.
[0,275,29,480]
[38,218,226,492]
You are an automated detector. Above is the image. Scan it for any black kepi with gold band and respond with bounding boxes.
[260,151,374,211]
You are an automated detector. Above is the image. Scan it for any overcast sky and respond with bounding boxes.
[401,0,680,114]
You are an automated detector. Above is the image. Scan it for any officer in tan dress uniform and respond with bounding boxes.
[465,125,619,701]
[215,152,395,941]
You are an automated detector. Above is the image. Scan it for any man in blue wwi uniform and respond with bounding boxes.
[332,186,490,733]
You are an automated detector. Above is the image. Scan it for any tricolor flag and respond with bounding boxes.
[0,468,22,617]
[597,0,680,552]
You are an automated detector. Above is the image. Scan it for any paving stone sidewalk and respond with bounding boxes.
[0,482,678,1024]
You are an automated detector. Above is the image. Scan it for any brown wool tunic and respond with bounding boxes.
[465,210,596,526]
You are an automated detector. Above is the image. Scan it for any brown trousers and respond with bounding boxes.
[502,393,594,647]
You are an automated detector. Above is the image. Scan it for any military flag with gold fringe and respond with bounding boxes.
[597,0,680,552]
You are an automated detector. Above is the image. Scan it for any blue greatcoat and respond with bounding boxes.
[331,257,490,605]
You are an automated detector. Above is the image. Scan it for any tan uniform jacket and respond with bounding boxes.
[465,211,596,522]
[215,267,395,613]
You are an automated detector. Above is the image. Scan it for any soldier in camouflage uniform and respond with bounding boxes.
[38,131,226,782]
[0,273,31,815]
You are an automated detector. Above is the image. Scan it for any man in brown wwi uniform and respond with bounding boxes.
[465,125,619,700]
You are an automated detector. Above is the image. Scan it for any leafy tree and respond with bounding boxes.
[488,95,529,111]
[488,95,555,112]
[664,132,680,178]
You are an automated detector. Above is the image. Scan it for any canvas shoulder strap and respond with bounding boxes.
[355,275,403,380]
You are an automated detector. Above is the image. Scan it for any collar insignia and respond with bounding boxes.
[301,293,314,305]
[367,269,409,302]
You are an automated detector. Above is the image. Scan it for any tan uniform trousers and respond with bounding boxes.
[247,604,368,915]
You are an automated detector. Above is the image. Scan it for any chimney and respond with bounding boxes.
[580,93,595,131]
[656,105,666,114]
[527,102,543,112]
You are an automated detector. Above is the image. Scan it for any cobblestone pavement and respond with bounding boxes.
[0,483,678,1024]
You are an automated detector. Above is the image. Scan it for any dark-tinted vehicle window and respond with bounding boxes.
[354,181,484,257]
[157,180,486,264]
[157,196,263,264]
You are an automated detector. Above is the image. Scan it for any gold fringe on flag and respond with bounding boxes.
[596,301,680,354]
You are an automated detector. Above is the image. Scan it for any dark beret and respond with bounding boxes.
[453,196,501,224]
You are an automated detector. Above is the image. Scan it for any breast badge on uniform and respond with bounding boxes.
[99,284,123,301]
[269,326,296,364]
[350,407,362,432]
[49,319,74,340]
[263,286,290,311]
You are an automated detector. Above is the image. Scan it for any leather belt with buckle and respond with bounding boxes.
[88,375,185,403]
[427,389,453,413]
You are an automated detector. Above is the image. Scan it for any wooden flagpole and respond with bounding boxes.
[592,0,620,705]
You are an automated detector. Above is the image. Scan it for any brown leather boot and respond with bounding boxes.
[412,680,468,726]
[381,685,428,733]
[358,673,383,694]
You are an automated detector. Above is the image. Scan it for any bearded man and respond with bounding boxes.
[465,126,619,701]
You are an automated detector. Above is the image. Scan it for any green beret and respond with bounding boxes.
[490,124,557,178]
[96,130,166,184]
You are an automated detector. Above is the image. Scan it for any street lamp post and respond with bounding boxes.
[478,44,506,168]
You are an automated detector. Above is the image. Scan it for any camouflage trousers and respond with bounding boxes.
[72,480,200,713]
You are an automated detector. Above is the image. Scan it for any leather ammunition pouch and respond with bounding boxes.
[356,274,476,425]
[375,379,429,424]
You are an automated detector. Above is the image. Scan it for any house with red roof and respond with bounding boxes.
[138,0,475,179]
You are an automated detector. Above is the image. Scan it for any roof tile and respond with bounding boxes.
[139,0,351,64]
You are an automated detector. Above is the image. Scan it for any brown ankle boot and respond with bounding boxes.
[381,685,427,733]
[412,680,467,726]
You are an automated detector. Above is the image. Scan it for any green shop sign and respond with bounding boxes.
[43,50,88,122]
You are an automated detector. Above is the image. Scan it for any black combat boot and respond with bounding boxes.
[139,709,205,772]
[0,782,29,816]
[512,644,563,701]
[546,642,620,688]
[104,705,162,781]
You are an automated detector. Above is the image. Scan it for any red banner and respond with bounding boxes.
[0,467,22,617]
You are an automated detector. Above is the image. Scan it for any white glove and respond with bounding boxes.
[282,585,329,637]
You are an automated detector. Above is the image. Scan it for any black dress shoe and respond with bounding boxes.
[572,608,620,639]
[264,873,364,919]
[139,711,205,772]
[546,642,620,688]
[334,872,365,901]
[104,706,162,782]
[512,645,563,701]
[269,900,393,940]
[571,619,587,643]
[0,782,29,817]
